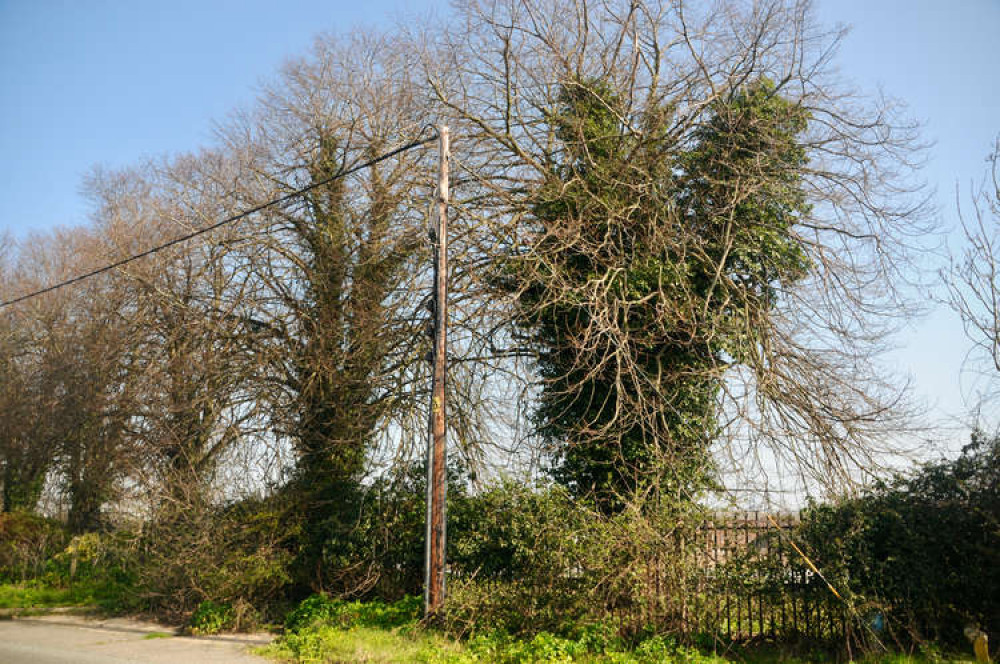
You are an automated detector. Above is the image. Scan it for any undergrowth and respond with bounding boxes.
[262,594,735,663]
[258,595,983,664]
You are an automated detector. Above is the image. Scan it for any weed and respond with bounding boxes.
[189,600,236,635]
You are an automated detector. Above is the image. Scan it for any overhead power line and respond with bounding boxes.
[0,133,437,310]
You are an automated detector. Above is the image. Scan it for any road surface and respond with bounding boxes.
[0,614,272,663]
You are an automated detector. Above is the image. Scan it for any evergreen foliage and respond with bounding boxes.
[796,431,1000,645]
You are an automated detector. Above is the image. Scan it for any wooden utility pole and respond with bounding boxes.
[425,125,449,616]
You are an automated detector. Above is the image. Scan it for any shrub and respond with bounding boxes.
[36,530,141,612]
[0,511,68,582]
[44,531,136,585]
[794,430,1000,645]
[189,600,237,635]
[443,481,604,636]
[300,461,470,601]
[444,480,707,639]
[137,495,296,626]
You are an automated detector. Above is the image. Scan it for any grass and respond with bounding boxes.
[723,646,978,664]
[143,632,175,639]
[257,621,983,664]
[0,580,103,609]
[255,595,985,663]
[0,577,135,614]
[258,624,464,663]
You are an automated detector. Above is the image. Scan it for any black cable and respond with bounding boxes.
[0,133,437,310]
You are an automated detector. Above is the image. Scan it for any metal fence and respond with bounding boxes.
[691,511,847,644]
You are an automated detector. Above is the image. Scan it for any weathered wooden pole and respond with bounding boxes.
[425,125,449,616]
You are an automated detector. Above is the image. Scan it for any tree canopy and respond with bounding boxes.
[502,77,813,506]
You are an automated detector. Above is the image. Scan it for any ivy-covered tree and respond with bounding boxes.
[506,78,810,507]
[279,134,424,590]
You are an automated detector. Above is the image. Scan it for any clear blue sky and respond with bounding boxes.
[813,0,1000,438]
[2,0,998,445]
[0,0,438,233]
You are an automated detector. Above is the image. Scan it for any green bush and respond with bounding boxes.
[44,531,136,584]
[41,530,140,612]
[296,461,471,601]
[444,480,707,639]
[443,481,604,635]
[794,430,1000,645]
[189,600,237,635]
[0,526,140,613]
[279,465,706,642]
[0,511,68,582]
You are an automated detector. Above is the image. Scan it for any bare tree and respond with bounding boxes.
[54,235,139,533]
[0,236,54,512]
[945,137,1000,405]
[0,227,136,526]
[85,155,263,512]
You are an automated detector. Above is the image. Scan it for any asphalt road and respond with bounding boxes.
[0,614,272,663]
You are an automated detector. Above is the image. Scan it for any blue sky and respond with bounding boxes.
[812,0,1000,439]
[1,0,998,446]
[0,0,439,233]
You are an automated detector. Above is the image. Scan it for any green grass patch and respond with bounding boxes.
[257,595,984,664]
[259,595,731,663]
[699,644,978,664]
[858,652,977,664]
[0,578,135,612]
[260,594,455,663]
[259,624,461,663]
[283,593,422,632]
[259,629,984,664]
[0,580,100,609]
[143,631,174,640]
[259,623,736,663]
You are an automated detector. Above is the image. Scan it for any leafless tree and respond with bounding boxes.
[0,236,53,512]
[54,234,140,533]
[0,227,137,527]
[944,137,1000,407]
[85,155,264,513]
